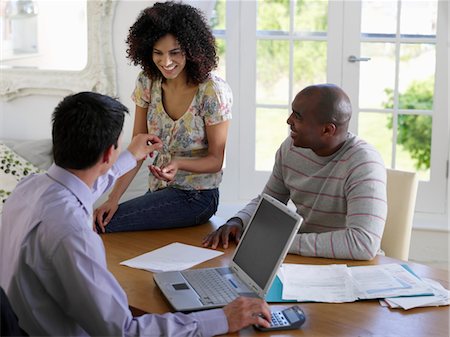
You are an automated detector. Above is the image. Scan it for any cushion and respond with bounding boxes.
[0,144,44,213]
[0,139,150,210]
[1,139,53,171]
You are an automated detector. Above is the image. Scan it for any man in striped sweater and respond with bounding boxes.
[203,84,387,260]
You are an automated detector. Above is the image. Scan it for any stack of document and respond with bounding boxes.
[380,278,450,310]
[266,263,449,309]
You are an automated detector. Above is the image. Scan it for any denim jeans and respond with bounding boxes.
[102,187,219,233]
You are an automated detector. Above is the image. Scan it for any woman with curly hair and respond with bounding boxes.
[94,1,232,232]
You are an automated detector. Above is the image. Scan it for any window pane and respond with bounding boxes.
[215,38,226,80]
[257,0,290,32]
[294,0,328,33]
[396,114,431,181]
[256,40,289,105]
[292,41,327,97]
[358,112,392,167]
[400,0,437,36]
[211,0,225,30]
[398,44,435,110]
[359,42,396,109]
[361,0,397,36]
[255,108,289,171]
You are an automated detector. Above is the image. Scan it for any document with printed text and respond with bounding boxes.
[281,264,355,302]
[274,263,434,303]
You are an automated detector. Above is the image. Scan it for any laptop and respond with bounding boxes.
[153,193,303,312]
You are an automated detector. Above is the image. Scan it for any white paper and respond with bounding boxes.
[281,264,356,303]
[278,263,436,304]
[383,278,449,310]
[379,299,390,307]
[120,242,223,273]
[350,264,433,299]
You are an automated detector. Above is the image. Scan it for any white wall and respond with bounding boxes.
[0,94,59,139]
[109,0,148,142]
[0,0,448,270]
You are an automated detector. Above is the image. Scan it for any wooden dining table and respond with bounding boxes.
[102,216,449,336]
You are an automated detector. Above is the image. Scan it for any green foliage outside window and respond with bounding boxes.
[256,0,328,95]
[212,0,433,171]
[383,78,434,170]
[212,0,328,93]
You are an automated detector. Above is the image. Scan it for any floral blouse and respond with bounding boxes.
[132,71,233,191]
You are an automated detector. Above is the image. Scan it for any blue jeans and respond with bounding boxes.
[102,187,219,233]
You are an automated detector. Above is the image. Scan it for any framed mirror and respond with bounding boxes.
[0,0,117,101]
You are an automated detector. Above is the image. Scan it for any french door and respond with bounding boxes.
[210,0,448,218]
[341,0,448,214]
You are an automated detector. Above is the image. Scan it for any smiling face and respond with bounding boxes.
[287,92,326,151]
[152,34,186,80]
[287,84,353,156]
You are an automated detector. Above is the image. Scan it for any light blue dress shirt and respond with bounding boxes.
[0,150,228,336]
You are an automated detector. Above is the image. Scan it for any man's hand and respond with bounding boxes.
[202,219,243,249]
[128,134,163,161]
[223,297,271,332]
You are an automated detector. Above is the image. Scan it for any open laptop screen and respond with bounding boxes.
[232,197,299,289]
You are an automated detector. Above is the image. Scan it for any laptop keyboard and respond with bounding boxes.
[182,269,239,305]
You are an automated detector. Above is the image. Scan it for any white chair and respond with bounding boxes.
[381,169,419,261]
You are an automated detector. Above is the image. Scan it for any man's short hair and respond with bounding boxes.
[52,92,129,170]
[301,84,352,127]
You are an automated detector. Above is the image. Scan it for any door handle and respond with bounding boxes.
[348,55,371,63]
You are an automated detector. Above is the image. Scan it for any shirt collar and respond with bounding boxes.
[46,164,94,215]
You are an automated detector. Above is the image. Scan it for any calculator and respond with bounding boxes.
[254,305,306,331]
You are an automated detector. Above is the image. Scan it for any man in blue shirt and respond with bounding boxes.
[0,92,270,336]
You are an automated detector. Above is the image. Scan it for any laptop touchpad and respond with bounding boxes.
[172,283,190,290]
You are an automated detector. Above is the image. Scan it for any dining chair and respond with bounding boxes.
[380,168,419,261]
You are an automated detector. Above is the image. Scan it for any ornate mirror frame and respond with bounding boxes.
[0,0,117,101]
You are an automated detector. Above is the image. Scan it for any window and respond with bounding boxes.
[343,0,448,214]
[214,0,448,223]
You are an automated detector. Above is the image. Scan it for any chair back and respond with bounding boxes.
[381,168,418,261]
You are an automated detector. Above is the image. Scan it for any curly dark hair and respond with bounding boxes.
[126,1,218,85]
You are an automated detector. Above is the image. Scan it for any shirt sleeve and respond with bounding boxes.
[202,77,233,126]
[91,150,136,200]
[131,71,151,108]
[51,229,228,336]
[233,195,260,227]
[234,146,291,227]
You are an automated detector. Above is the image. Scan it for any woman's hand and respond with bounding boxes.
[93,198,119,233]
[149,160,179,182]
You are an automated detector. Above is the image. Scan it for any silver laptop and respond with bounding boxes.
[153,194,303,312]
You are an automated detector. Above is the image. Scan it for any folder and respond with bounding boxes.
[265,275,297,302]
[265,263,434,303]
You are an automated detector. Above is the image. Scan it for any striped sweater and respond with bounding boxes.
[234,133,387,260]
